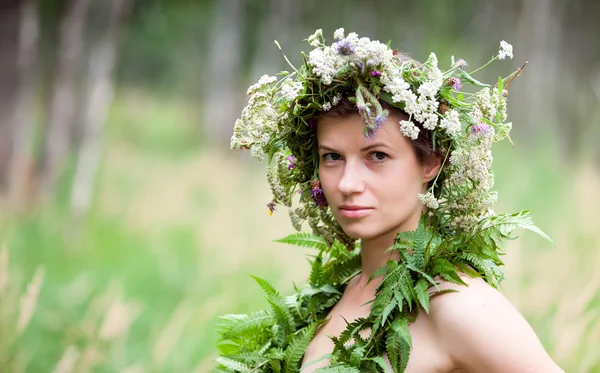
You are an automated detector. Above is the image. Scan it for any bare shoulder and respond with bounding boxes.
[426,275,565,373]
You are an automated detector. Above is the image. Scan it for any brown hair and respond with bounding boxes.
[317,96,443,165]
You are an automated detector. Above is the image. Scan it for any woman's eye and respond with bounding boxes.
[323,153,342,162]
[370,151,388,161]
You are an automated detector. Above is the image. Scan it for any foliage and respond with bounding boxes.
[216,209,552,372]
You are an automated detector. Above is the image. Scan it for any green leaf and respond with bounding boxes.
[370,356,393,373]
[216,356,252,373]
[283,321,322,372]
[415,279,430,314]
[275,232,329,250]
[390,317,412,348]
[251,275,280,298]
[381,298,398,327]
[218,311,274,340]
[412,218,426,270]
[309,253,324,287]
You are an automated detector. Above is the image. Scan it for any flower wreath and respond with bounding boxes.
[218,29,549,373]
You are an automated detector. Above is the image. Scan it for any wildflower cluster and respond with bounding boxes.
[231,28,521,243]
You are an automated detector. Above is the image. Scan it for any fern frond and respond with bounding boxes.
[313,365,361,373]
[216,356,252,373]
[414,279,430,314]
[275,232,329,250]
[283,321,321,372]
[267,296,296,343]
[309,253,324,287]
[252,275,280,298]
[431,258,466,286]
[218,311,274,340]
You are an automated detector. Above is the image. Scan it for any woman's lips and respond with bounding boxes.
[339,206,373,218]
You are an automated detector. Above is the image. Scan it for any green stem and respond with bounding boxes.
[468,56,497,75]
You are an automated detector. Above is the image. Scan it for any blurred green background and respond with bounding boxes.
[0,0,599,372]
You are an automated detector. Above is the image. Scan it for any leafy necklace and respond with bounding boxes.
[215,212,549,373]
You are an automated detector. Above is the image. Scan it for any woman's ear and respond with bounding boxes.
[422,154,442,183]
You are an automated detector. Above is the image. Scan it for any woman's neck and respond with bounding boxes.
[357,233,400,288]
[356,210,423,288]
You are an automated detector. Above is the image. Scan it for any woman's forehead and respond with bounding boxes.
[316,114,405,149]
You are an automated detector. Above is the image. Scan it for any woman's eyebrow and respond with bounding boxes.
[318,142,390,152]
[318,145,338,152]
[361,142,390,151]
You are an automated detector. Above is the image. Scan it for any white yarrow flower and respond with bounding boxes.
[439,109,461,136]
[418,192,439,209]
[281,81,303,101]
[308,29,323,47]
[333,28,345,40]
[399,120,420,140]
[246,75,277,95]
[498,40,513,60]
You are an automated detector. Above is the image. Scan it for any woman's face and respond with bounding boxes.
[317,113,438,244]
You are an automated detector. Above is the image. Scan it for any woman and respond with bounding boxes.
[217,29,564,372]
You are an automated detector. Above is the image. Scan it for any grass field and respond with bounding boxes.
[0,92,598,372]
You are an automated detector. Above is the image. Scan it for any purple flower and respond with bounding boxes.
[370,70,382,77]
[311,187,328,207]
[333,39,355,56]
[286,155,295,170]
[456,59,468,70]
[470,123,491,136]
[374,114,386,127]
[453,78,461,91]
[446,77,461,91]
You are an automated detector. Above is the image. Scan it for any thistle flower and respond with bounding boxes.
[446,77,461,91]
[333,39,355,56]
[371,70,382,77]
[456,58,468,70]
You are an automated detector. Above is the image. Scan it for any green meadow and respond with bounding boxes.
[1,92,598,373]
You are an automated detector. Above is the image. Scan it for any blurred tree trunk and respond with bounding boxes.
[249,0,297,80]
[515,0,564,141]
[70,0,133,222]
[201,0,245,146]
[39,0,92,199]
[8,0,39,209]
[0,0,21,193]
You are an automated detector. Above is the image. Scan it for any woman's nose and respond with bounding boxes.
[338,161,365,195]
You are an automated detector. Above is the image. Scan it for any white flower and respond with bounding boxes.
[498,40,513,60]
[246,75,277,95]
[281,81,303,101]
[439,109,461,136]
[418,192,439,209]
[399,120,420,140]
[308,47,341,85]
[322,102,332,111]
[333,28,345,40]
[331,94,342,106]
[422,112,439,130]
[308,29,323,47]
